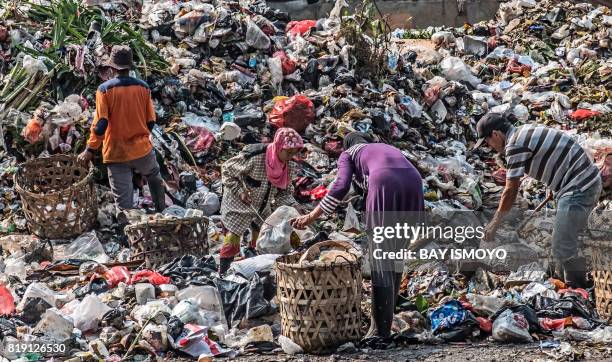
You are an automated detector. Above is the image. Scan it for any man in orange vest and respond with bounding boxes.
[78,45,165,212]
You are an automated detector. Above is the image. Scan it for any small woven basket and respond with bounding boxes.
[587,239,612,323]
[275,240,363,354]
[125,216,209,267]
[14,155,96,239]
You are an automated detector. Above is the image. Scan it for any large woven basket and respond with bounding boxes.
[14,155,96,239]
[587,239,612,322]
[125,216,209,267]
[275,240,363,354]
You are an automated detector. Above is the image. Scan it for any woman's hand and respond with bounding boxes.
[291,213,315,230]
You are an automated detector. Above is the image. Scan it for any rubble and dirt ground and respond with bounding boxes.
[227,342,612,361]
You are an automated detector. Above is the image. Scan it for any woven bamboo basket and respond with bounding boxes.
[275,240,363,354]
[14,155,96,239]
[125,216,209,267]
[587,239,612,322]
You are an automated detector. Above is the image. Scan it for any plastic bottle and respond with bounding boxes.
[172,299,201,324]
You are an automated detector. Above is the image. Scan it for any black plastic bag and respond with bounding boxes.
[74,278,109,298]
[242,341,280,354]
[303,59,320,89]
[24,239,53,264]
[101,307,128,329]
[18,297,52,324]
[530,295,598,321]
[167,316,185,340]
[158,254,217,288]
[436,310,479,342]
[437,322,479,342]
[296,231,329,252]
[392,331,421,345]
[0,318,16,339]
[214,273,276,327]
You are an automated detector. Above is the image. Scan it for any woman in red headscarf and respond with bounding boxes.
[219,128,304,274]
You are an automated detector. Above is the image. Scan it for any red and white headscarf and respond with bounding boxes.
[265,128,304,189]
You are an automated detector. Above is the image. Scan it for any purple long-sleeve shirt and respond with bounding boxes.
[319,143,424,214]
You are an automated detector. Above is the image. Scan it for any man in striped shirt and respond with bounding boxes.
[474,112,602,287]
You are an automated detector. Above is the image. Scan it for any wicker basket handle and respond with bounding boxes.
[299,240,357,263]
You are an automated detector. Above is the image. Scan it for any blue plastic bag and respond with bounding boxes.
[430,300,468,333]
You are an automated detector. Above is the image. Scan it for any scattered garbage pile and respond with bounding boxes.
[394,261,612,354]
[0,0,610,360]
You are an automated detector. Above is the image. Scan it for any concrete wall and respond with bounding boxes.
[267,0,503,28]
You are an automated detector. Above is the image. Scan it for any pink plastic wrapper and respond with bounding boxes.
[0,284,15,316]
[186,127,215,152]
[286,20,317,36]
[131,270,171,285]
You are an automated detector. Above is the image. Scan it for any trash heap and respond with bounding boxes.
[0,0,610,360]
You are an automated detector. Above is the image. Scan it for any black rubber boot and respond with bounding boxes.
[219,257,234,276]
[563,256,587,289]
[146,174,166,212]
[366,272,402,338]
[366,285,396,339]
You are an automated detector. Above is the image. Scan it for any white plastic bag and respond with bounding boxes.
[328,0,348,23]
[440,57,481,87]
[256,206,313,255]
[492,309,533,342]
[228,254,281,279]
[22,55,48,75]
[186,191,220,216]
[131,300,172,325]
[459,178,482,210]
[462,35,488,56]
[17,282,59,311]
[176,285,228,332]
[4,254,27,281]
[50,95,84,126]
[466,294,505,316]
[217,122,241,141]
[256,219,293,255]
[279,335,303,355]
[268,57,283,93]
[64,231,109,263]
[513,104,529,122]
[71,294,111,332]
[431,99,448,123]
[182,112,220,132]
[245,19,270,50]
[431,31,456,47]
[521,282,559,301]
